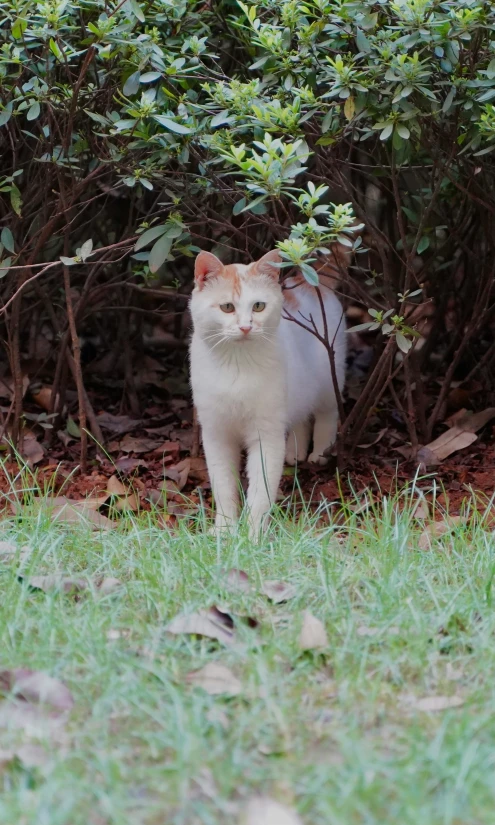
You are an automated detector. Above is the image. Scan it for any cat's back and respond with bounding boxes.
[279,276,347,423]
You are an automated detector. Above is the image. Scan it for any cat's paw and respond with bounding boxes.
[284,450,297,466]
[307,451,329,466]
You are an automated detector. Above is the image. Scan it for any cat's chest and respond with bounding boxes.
[191,338,285,410]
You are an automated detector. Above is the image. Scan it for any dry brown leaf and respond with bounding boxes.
[22,434,44,467]
[106,475,127,496]
[357,428,388,449]
[261,580,297,603]
[119,434,160,454]
[298,611,328,651]
[418,517,463,550]
[242,797,303,825]
[0,541,17,557]
[186,663,242,696]
[420,407,495,463]
[0,743,47,769]
[22,574,121,597]
[96,412,144,435]
[31,386,53,413]
[224,568,252,593]
[412,500,429,520]
[50,498,116,530]
[166,607,234,646]
[0,374,29,401]
[0,701,68,739]
[414,695,464,712]
[0,669,73,712]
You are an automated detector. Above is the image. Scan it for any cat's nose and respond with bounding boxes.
[239,325,252,335]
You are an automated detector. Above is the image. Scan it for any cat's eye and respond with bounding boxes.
[220,302,235,313]
[252,301,266,312]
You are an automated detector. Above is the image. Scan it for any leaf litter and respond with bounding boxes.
[186,663,242,696]
[298,611,328,651]
[242,797,303,825]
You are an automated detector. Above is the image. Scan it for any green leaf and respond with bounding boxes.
[0,102,12,127]
[149,234,173,273]
[211,110,232,128]
[12,18,27,40]
[140,72,161,83]
[26,102,40,122]
[1,227,14,253]
[300,262,319,286]
[396,331,412,353]
[232,197,247,215]
[417,235,430,254]
[60,256,77,266]
[129,0,145,22]
[380,123,393,141]
[346,321,374,333]
[123,71,141,96]
[478,88,495,103]
[135,225,167,251]
[442,86,456,113]
[153,115,192,134]
[49,37,63,60]
[79,239,93,260]
[66,416,81,439]
[0,257,12,278]
[396,124,410,139]
[356,29,371,53]
[488,59,495,80]
[10,185,21,217]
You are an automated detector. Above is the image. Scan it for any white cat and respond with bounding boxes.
[189,249,347,537]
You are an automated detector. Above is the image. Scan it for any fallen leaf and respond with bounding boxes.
[106,475,139,511]
[0,743,47,769]
[0,374,29,401]
[261,580,297,603]
[420,407,495,463]
[186,663,242,696]
[224,568,252,593]
[418,517,463,550]
[242,797,303,825]
[357,428,388,449]
[166,607,234,646]
[114,456,145,474]
[21,574,121,597]
[26,575,87,594]
[0,701,68,739]
[22,434,44,467]
[119,434,160,454]
[414,695,464,711]
[96,412,144,435]
[412,500,429,520]
[0,541,17,557]
[298,611,328,651]
[49,498,116,530]
[31,386,53,412]
[168,458,191,489]
[0,670,73,712]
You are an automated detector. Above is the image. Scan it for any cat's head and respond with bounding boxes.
[190,250,284,345]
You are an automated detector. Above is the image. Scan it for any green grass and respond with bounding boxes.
[1,475,495,824]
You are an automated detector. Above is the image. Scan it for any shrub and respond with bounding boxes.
[1,0,495,461]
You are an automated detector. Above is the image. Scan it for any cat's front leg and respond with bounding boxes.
[245,427,285,540]
[201,425,241,533]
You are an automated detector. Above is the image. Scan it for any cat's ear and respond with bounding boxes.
[195,251,224,288]
[255,249,282,281]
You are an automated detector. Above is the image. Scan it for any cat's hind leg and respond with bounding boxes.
[308,406,338,465]
[285,419,311,465]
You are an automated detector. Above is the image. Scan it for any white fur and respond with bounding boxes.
[189,252,347,538]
